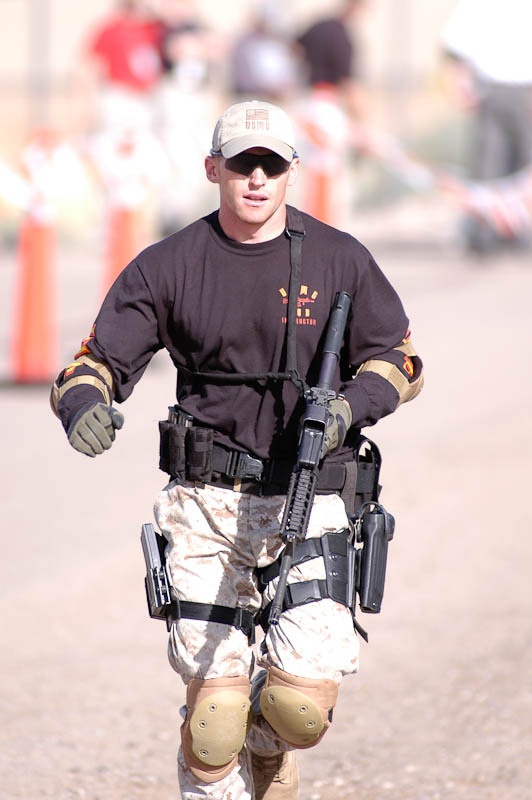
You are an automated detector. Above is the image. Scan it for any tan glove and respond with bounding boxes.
[67,402,124,457]
[323,397,352,454]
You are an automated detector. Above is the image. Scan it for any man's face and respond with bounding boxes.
[205,147,299,231]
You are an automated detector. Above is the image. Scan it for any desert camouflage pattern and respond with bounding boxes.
[154,479,360,800]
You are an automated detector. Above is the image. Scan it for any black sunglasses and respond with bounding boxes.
[223,152,291,178]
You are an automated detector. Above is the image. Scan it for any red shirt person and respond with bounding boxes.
[84,0,164,131]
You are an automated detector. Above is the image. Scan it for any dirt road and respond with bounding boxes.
[1,225,531,799]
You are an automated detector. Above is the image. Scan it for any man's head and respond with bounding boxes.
[206,101,299,242]
[209,100,296,162]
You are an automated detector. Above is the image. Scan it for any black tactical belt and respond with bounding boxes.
[160,436,378,496]
[210,443,355,493]
[211,442,378,494]
[210,444,288,482]
[160,416,380,499]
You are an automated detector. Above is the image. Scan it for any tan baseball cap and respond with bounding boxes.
[210,100,296,162]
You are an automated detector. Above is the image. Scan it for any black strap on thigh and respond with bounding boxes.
[169,599,256,645]
[256,530,367,640]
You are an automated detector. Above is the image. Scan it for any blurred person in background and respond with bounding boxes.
[50,99,423,800]
[153,0,224,234]
[441,0,532,255]
[75,1,174,266]
[81,0,164,134]
[293,0,371,226]
[228,1,302,104]
[296,0,369,124]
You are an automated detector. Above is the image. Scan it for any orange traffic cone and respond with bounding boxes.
[10,212,59,383]
[89,128,154,299]
[297,118,337,225]
[296,87,350,226]
[101,203,142,297]
[305,168,333,225]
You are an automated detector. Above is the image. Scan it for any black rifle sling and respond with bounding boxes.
[284,205,307,395]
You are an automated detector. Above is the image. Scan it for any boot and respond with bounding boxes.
[251,749,299,800]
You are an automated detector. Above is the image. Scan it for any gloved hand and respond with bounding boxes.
[323,396,352,455]
[67,402,124,457]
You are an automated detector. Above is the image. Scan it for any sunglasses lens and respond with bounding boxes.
[225,153,290,177]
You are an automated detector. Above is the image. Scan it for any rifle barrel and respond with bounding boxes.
[317,291,352,389]
[268,541,295,625]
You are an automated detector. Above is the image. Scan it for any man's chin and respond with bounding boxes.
[237,205,271,225]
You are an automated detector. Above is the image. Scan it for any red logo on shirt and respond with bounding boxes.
[279,285,318,326]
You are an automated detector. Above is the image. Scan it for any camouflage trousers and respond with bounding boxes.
[154,479,360,800]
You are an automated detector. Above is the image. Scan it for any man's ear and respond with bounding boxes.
[287,157,300,187]
[205,155,220,184]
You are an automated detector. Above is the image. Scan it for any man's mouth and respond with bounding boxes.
[243,193,268,206]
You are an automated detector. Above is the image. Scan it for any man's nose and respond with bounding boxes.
[248,165,268,184]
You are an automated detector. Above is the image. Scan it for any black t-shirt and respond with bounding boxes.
[82,209,408,460]
[298,18,356,86]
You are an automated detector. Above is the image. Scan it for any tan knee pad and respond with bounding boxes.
[259,666,339,749]
[181,676,251,783]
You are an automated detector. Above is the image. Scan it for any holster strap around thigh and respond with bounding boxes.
[181,676,251,783]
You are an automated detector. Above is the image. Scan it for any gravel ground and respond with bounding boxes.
[1,204,531,799]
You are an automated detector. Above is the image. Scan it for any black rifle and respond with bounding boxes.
[268,290,352,625]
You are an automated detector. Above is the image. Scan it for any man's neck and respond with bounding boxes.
[217,207,287,244]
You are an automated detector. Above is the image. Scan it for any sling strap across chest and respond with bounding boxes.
[175,206,308,395]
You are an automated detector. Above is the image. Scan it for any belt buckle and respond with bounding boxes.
[227,451,264,481]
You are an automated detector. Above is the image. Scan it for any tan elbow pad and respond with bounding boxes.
[356,340,424,407]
